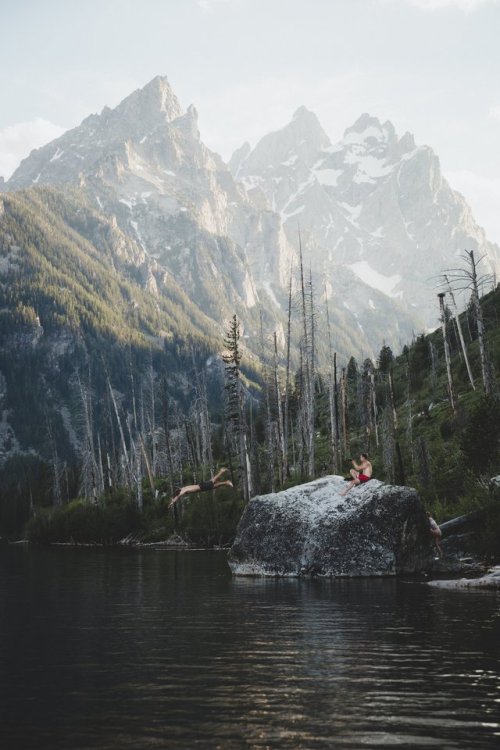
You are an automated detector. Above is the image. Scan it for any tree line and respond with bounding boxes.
[2,242,500,544]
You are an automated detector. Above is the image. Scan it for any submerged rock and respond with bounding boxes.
[228,476,431,577]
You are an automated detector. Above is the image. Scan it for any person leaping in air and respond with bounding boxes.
[340,453,372,496]
[169,468,233,508]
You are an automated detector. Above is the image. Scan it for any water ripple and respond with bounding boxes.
[0,547,499,749]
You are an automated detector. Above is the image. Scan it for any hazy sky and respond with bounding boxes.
[2,0,500,240]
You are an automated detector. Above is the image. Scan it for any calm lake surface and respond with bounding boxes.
[0,547,499,749]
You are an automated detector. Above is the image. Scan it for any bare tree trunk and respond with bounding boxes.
[283,267,293,480]
[107,376,132,491]
[260,311,275,493]
[298,234,313,477]
[468,250,494,395]
[139,434,155,495]
[77,371,98,502]
[273,331,284,488]
[135,442,143,511]
[97,433,105,500]
[334,353,340,463]
[324,281,338,472]
[370,368,379,448]
[341,368,349,456]
[429,340,438,397]
[307,267,315,476]
[405,361,415,475]
[438,292,457,413]
[161,385,178,525]
[444,275,475,390]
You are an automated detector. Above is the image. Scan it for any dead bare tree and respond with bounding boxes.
[191,351,215,479]
[443,275,475,390]
[443,250,495,395]
[273,331,285,488]
[76,370,99,502]
[438,292,457,414]
[283,267,293,480]
[298,233,314,477]
[106,375,132,492]
[259,311,275,493]
[341,367,349,456]
[324,280,338,472]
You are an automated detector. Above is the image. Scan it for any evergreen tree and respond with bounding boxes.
[460,396,500,476]
[223,315,252,501]
[377,344,394,374]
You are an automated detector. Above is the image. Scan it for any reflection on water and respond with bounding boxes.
[0,547,499,749]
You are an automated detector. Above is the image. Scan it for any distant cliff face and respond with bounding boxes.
[231,110,500,328]
[228,476,432,577]
[6,77,295,348]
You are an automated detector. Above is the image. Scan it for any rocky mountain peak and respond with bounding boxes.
[292,104,321,126]
[342,113,396,148]
[338,113,421,170]
[287,105,331,151]
[6,76,187,190]
[235,106,330,177]
[116,75,182,123]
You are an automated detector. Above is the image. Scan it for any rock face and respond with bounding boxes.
[231,109,500,330]
[6,76,295,347]
[228,476,431,577]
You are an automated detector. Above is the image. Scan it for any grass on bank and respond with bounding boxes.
[25,484,244,547]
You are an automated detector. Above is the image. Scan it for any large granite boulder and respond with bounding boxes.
[228,476,432,577]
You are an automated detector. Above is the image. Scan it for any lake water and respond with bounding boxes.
[0,547,499,749]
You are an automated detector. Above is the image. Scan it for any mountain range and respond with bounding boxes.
[5,75,496,360]
[230,107,499,326]
[1,74,499,473]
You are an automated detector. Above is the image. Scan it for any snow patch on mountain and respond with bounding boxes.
[349,262,402,298]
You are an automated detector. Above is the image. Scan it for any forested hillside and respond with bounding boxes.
[1,185,500,555]
[0,188,259,539]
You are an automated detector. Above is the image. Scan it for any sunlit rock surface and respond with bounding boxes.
[228,476,431,577]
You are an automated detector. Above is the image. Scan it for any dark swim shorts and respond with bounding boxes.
[199,480,215,492]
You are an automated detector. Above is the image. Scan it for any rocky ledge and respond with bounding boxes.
[428,566,500,590]
[228,476,432,577]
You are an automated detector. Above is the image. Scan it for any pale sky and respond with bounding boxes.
[2,0,500,241]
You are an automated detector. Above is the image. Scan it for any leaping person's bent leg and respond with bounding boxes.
[212,467,229,483]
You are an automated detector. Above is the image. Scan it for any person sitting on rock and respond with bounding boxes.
[340,453,372,496]
[169,468,233,508]
[427,511,443,558]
